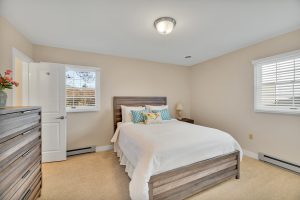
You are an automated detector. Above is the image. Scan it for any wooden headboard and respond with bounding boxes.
[113,96,167,130]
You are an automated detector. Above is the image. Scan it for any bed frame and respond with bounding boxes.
[113,96,240,200]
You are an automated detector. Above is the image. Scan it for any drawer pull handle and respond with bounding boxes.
[22,110,31,114]
[22,170,31,179]
[21,188,31,200]
[56,116,65,120]
[22,130,31,135]
[22,149,32,157]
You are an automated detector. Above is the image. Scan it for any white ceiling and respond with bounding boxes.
[1,0,300,66]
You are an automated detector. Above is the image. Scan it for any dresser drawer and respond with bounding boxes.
[0,109,41,143]
[0,126,41,172]
[28,175,42,200]
[2,160,41,200]
[0,144,41,196]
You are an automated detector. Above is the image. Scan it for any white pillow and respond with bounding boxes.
[146,105,168,111]
[121,105,145,122]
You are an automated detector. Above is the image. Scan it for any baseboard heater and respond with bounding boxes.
[67,146,96,157]
[258,153,300,174]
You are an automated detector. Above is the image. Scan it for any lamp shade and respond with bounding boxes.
[176,103,183,111]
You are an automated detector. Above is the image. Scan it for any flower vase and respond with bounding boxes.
[0,90,7,107]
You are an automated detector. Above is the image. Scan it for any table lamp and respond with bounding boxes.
[176,103,183,120]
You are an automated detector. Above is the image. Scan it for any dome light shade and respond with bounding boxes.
[154,17,176,35]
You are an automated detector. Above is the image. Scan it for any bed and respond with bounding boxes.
[111,96,242,200]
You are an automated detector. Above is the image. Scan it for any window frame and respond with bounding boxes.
[253,49,300,115]
[65,65,100,113]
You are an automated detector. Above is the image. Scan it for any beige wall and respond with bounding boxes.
[0,17,33,105]
[15,57,23,106]
[33,45,191,150]
[191,29,300,165]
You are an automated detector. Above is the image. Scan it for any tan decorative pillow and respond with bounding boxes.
[143,112,162,124]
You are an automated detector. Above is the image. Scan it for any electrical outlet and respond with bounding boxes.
[249,133,254,140]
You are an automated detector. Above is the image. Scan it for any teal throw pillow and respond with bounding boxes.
[152,109,171,120]
[131,110,146,123]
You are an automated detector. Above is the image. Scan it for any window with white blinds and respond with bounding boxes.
[65,66,100,112]
[253,50,300,114]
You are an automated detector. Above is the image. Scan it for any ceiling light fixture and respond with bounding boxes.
[154,17,176,35]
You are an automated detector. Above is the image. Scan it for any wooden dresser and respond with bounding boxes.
[0,107,42,200]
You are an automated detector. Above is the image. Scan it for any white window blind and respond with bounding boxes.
[66,66,100,112]
[253,50,300,114]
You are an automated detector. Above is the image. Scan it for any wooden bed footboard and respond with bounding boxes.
[149,150,240,200]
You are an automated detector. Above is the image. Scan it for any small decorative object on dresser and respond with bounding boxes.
[0,69,19,107]
[179,117,194,124]
[175,103,183,120]
[0,107,42,200]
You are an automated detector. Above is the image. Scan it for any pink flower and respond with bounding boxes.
[5,76,12,82]
[13,81,19,87]
[5,69,12,75]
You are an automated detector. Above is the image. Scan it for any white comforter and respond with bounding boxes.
[111,120,242,200]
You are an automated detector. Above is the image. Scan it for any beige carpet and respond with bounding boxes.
[38,151,300,200]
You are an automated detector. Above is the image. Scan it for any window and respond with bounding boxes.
[253,50,300,114]
[65,66,100,112]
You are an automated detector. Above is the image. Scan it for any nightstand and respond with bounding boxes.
[178,118,194,124]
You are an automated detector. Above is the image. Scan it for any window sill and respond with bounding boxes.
[254,108,300,115]
[67,108,99,113]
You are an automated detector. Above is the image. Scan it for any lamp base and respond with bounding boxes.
[176,110,183,120]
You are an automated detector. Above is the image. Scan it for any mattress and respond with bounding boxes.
[111,119,242,200]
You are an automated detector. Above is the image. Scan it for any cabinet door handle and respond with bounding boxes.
[56,116,65,120]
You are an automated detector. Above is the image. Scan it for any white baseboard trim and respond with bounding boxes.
[243,149,258,160]
[96,145,113,152]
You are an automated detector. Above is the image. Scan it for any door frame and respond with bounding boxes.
[12,47,33,106]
